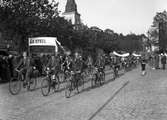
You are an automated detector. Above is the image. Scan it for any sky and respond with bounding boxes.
[55,0,167,35]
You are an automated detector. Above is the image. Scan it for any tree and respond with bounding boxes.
[153,10,167,27]
[0,0,60,51]
[147,10,167,50]
[104,29,114,35]
[117,33,143,52]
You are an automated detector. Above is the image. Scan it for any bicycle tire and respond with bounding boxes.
[58,72,65,83]
[91,73,96,88]
[9,75,22,95]
[65,80,72,98]
[29,77,37,91]
[76,77,84,93]
[99,73,102,85]
[53,76,60,92]
[102,71,105,82]
[41,77,50,96]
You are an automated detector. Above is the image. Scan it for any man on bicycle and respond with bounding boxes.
[95,55,105,71]
[46,54,58,78]
[86,55,93,73]
[63,52,73,73]
[16,52,35,87]
[73,52,83,73]
[112,56,119,77]
[72,52,83,84]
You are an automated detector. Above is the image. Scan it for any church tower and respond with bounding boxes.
[62,0,81,29]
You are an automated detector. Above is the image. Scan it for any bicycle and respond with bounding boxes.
[65,70,84,98]
[113,65,119,79]
[41,67,60,96]
[9,67,38,95]
[84,65,97,88]
[95,66,105,85]
[89,66,98,87]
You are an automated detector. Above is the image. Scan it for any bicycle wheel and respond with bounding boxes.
[99,73,102,85]
[76,77,84,93]
[96,72,101,85]
[41,77,50,96]
[81,73,85,89]
[9,75,22,95]
[53,76,60,92]
[102,71,105,83]
[113,71,117,80]
[29,77,37,91]
[65,80,72,98]
[58,72,65,83]
[91,73,96,88]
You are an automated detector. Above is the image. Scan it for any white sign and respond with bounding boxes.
[29,37,60,52]
[29,37,57,46]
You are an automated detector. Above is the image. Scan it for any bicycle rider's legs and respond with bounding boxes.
[25,67,33,86]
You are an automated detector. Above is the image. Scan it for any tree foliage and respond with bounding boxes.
[153,10,167,27]
[0,0,143,54]
[147,10,167,46]
[0,0,74,51]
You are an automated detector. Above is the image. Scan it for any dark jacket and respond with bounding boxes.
[16,57,35,70]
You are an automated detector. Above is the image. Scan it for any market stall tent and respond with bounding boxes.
[113,51,130,57]
[132,53,141,57]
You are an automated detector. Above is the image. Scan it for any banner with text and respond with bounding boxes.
[29,37,57,46]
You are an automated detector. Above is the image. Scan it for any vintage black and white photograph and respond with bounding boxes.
[0,0,167,120]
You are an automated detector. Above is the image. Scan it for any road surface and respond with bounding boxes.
[0,66,167,120]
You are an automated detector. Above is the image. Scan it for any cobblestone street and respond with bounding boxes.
[0,66,167,120]
[0,0,167,119]
[92,67,167,120]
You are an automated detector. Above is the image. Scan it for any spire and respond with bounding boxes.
[65,0,78,13]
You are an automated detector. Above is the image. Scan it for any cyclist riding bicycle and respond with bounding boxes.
[86,55,93,73]
[45,55,58,77]
[95,55,105,71]
[63,54,73,73]
[73,52,83,73]
[54,54,62,75]
[16,52,35,87]
[112,56,119,77]
[72,52,83,85]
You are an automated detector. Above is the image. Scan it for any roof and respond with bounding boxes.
[65,0,78,13]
